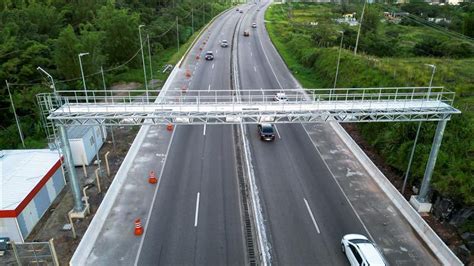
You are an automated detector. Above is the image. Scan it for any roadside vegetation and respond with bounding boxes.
[0,0,231,149]
[265,1,474,243]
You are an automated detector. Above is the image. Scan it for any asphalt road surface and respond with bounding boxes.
[238,1,373,264]
[135,9,246,265]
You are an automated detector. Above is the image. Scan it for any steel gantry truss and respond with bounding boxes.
[40,87,460,126]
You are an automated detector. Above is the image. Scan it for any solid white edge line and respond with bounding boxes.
[194,192,200,227]
[274,124,281,139]
[134,126,177,266]
[304,198,320,234]
[302,125,374,241]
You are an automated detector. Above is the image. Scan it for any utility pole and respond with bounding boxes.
[147,34,153,91]
[334,31,344,89]
[354,0,366,55]
[138,25,149,102]
[5,80,25,148]
[78,52,89,103]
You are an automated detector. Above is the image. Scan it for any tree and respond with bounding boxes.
[462,13,474,38]
[53,25,80,79]
[96,5,140,65]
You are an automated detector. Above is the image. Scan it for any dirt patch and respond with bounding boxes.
[22,126,139,265]
[342,123,472,264]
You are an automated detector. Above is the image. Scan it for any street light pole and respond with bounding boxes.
[192,8,194,35]
[176,16,180,52]
[138,25,149,102]
[402,64,436,195]
[147,34,153,91]
[37,67,57,95]
[354,0,366,56]
[78,52,89,103]
[426,64,436,100]
[334,31,344,89]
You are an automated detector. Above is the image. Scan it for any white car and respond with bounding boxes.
[220,40,229,48]
[274,92,288,102]
[252,23,257,28]
[341,234,387,266]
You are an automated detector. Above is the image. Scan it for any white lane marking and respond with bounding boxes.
[208,84,211,91]
[254,66,257,72]
[134,126,177,266]
[194,192,200,227]
[274,124,281,139]
[212,63,215,69]
[302,125,374,241]
[251,52,253,57]
[203,124,207,136]
[304,198,320,234]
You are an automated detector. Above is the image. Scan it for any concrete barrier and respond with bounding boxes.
[329,121,463,266]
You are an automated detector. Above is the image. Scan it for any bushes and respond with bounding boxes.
[266,3,474,205]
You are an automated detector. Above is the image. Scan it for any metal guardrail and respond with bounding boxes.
[43,86,455,105]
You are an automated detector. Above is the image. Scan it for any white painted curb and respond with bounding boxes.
[329,121,463,266]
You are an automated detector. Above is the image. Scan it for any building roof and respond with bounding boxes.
[0,149,62,217]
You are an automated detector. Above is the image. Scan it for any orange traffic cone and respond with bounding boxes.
[167,124,173,131]
[134,219,143,236]
[148,171,157,184]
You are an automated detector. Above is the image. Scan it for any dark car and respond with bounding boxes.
[258,123,275,141]
[243,30,250,37]
[205,51,214,60]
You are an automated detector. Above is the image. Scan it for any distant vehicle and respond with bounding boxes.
[236,8,239,11]
[243,30,250,37]
[274,92,288,102]
[341,234,387,266]
[205,51,214,60]
[252,23,257,28]
[220,40,229,48]
[257,8,260,11]
[239,10,244,13]
[257,124,275,141]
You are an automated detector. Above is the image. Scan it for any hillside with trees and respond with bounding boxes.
[0,0,230,148]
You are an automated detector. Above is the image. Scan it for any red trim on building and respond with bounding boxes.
[0,157,63,218]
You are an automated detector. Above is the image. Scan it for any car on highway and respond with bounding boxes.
[236,8,239,11]
[274,92,288,102]
[239,10,244,13]
[341,234,387,266]
[252,23,257,28]
[205,51,214,60]
[257,123,275,141]
[220,40,228,48]
[243,30,250,37]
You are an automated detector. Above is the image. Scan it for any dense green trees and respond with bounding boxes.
[0,0,231,149]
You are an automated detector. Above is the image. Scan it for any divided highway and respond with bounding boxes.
[135,9,246,265]
[237,2,367,264]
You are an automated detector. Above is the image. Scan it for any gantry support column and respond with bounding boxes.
[410,119,448,212]
[59,125,84,212]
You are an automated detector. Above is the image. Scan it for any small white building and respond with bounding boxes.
[68,125,107,166]
[0,149,65,243]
